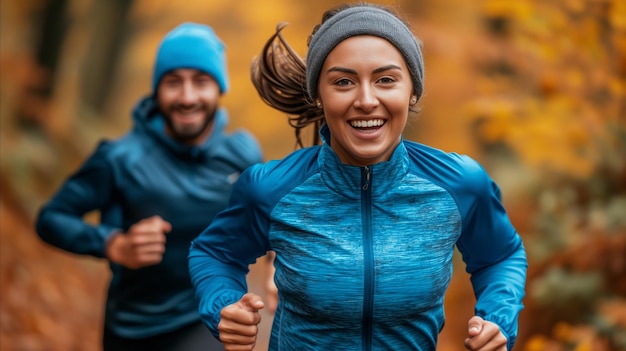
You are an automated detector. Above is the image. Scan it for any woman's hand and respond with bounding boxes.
[464,316,508,351]
[218,293,265,351]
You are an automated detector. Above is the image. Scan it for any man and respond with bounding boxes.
[35,22,263,351]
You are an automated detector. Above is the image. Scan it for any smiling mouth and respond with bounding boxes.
[350,119,385,129]
[173,108,202,118]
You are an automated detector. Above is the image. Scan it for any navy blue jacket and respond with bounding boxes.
[36,96,263,338]
[190,125,526,350]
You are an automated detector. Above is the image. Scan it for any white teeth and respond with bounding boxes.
[350,119,384,128]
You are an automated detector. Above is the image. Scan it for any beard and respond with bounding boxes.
[160,103,217,144]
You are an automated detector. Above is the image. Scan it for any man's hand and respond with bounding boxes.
[464,316,508,351]
[218,293,265,351]
[106,215,172,269]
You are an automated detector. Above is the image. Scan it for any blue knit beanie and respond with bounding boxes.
[152,22,228,94]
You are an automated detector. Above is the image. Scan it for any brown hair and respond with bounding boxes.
[250,22,322,148]
[250,2,410,148]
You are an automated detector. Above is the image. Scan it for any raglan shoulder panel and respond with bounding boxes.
[232,146,321,215]
[403,141,492,209]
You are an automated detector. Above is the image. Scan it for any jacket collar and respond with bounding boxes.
[317,125,409,198]
[131,96,228,161]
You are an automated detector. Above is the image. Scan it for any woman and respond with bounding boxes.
[189,3,527,350]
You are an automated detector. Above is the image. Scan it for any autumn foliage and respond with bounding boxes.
[1,0,625,351]
[467,1,626,350]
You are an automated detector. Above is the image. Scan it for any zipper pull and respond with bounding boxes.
[362,166,371,191]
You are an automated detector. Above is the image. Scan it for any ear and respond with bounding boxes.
[410,95,417,105]
[316,99,322,108]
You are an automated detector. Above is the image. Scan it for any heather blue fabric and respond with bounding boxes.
[36,96,263,338]
[189,125,527,350]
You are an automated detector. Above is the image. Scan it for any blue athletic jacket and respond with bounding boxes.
[189,126,527,350]
[36,96,263,338]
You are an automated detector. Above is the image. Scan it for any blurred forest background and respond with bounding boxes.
[1,0,625,350]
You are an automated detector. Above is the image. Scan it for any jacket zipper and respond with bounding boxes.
[361,166,373,351]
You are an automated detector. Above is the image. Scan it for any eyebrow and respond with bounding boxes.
[326,64,403,75]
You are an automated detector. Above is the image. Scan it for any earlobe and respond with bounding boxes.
[316,99,323,109]
[410,96,417,105]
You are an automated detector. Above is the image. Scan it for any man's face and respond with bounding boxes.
[156,68,221,145]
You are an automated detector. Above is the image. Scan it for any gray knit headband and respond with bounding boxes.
[306,5,424,101]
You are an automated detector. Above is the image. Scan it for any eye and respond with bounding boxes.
[377,76,396,84]
[335,78,353,87]
[194,74,213,86]
[195,75,213,86]
[161,76,181,87]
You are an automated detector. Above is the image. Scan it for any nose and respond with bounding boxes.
[354,85,379,111]
[179,81,198,105]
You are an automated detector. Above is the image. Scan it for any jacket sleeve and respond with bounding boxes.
[188,164,270,338]
[454,157,527,350]
[35,141,121,257]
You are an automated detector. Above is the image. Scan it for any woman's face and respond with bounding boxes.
[317,35,415,166]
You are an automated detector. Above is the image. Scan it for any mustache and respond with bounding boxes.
[171,103,205,111]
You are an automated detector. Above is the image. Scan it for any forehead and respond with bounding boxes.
[162,68,211,78]
[323,35,405,67]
